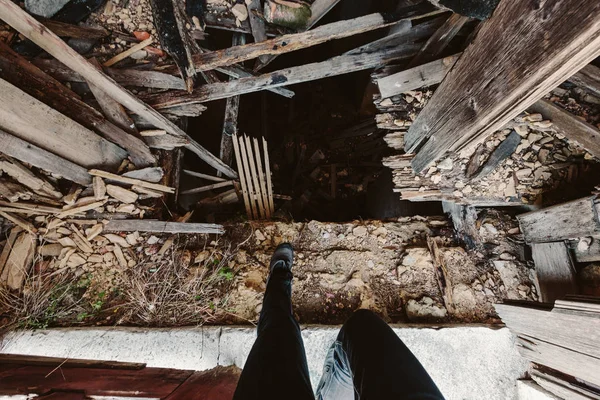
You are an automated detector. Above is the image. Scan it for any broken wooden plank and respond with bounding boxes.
[88,170,175,193]
[527,99,600,158]
[305,0,342,29]
[3,232,36,290]
[103,220,224,234]
[518,197,600,243]
[568,63,600,98]
[474,131,521,179]
[0,78,127,169]
[0,159,62,200]
[406,13,470,68]
[531,242,578,303]
[33,58,187,90]
[244,135,267,219]
[141,44,420,106]
[144,134,189,150]
[103,37,154,67]
[0,227,22,281]
[263,137,275,215]
[404,0,600,172]
[0,0,236,178]
[216,65,294,98]
[180,180,235,195]
[0,42,155,168]
[38,17,109,40]
[150,0,197,92]
[185,5,438,72]
[237,135,259,219]
[182,170,227,182]
[122,167,164,183]
[0,131,91,185]
[377,53,461,98]
[231,134,253,219]
[0,210,37,234]
[253,137,271,219]
[246,0,269,68]
[56,200,107,219]
[531,370,599,400]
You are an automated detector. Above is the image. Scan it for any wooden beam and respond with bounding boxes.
[0,130,91,185]
[184,4,439,72]
[0,78,127,169]
[140,44,420,107]
[404,0,600,172]
[568,63,600,98]
[531,242,578,303]
[406,13,469,68]
[0,42,154,167]
[517,197,600,243]
[103,220,224,234]
[246,0,270,67]
[216,65,294,98]
[305,0,342,29]
[0,0,237,178]
[377,53,461,98]
[527,99,600,158]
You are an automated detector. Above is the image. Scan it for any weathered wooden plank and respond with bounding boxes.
[474,130,521,179]
[377,53,460,98]
[186,4,438,72]
[231,134,252,219]
[517,335,600,388]
[0,354,145,370]
[0,227,22,281]
[0,131,91,185]
[568,63,600,98]
[528,99,600,158]
[3,232,36,290]
[33,58,187,90]
[0,40,154,167]
[406,13,469,68]
[180,180,235,195]
[518,197,600,243]
[140,44,420,107]
[305,0,342,29]
[531,370,599,400]
[164,366,240,400]
[104,220,224,234]
[405,0,600,172]
[88,169,174,193]
[531,242,578,303]
[182,170,227,182]
[37,17,109,39]
[216,65,294,98]
[0,78,126,169]
[0,0,236,178]
[246,0,269,67]
[495,303,600,360]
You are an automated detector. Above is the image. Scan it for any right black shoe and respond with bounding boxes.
[269,243,294,273]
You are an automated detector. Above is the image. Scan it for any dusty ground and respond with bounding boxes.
[1,215,539,330]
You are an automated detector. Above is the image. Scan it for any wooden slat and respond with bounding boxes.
[0,227,22,282]
[140,44,421,106]
[180,180,235,195]
[305,0,342,29]
[165,366,240,400]
[0,131,91,185]
[246,0,269,67]
[404,0,600,172]
[0,354,145,370]
[530,242,578,303]
[38,18,109,39]
[254,138,271,219]
[263,137,275,214]
[517,197,600,243]
[182,170,227,182]
[377,53,460,98]
[216,65,294,98]
[568,63,600,98]
[231,134,252,219]
[181,5,438,72]
[406,13,469,68]
[527,99,600,158]
[0,0,236,178]
[0,78,126,169]
[3,232,36,290]
[88,170,175,193]
[103,220,224,234]
[531,370,600,400]
[238,135,259,219]
[245,135,266,219]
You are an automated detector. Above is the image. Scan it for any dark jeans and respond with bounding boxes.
[233,267,445,400]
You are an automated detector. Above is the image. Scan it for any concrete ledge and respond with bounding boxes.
[0,326,527,400]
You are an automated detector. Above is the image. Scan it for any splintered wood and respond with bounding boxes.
[232,134,274,220]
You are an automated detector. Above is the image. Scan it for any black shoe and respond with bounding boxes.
[269,243,294,273]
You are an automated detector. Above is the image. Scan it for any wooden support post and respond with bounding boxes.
[530,242,578,303]
[404,0,600,172]
[0,0,237,178]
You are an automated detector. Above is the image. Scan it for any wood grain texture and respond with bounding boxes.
[405,0,600,172]
[0,130,91,185]
[0,0,235,178]
[140,44,420,107]
[377,53,460,98]
[104,220,224,234]
[530,242,578,303]
[531,370,599,400]
[518,197,600,243]
[0,78,126,169]
[527,99,600,158]
[188,5,438,72]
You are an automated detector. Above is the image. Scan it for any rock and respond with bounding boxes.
[231,3,248,21]
[104,233,131,248]
[25,0,70,17]
[577,237,593,252]
[379,98,393,107]
[352,226,368,237]
[372,227,388,237]
[514,124,528,137]
[147,235,160,245]
[255,230,266,241]
[406,297,447,320]
[438,157,453,170]
[515,169,532,179]
[499,252,514,260]
[129,50,147,60]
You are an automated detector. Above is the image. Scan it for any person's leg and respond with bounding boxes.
[316,309,444,400]
[233,244,315,400]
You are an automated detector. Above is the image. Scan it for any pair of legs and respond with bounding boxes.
[233,244,444,400]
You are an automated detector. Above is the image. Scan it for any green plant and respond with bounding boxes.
[218,267,234,281]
